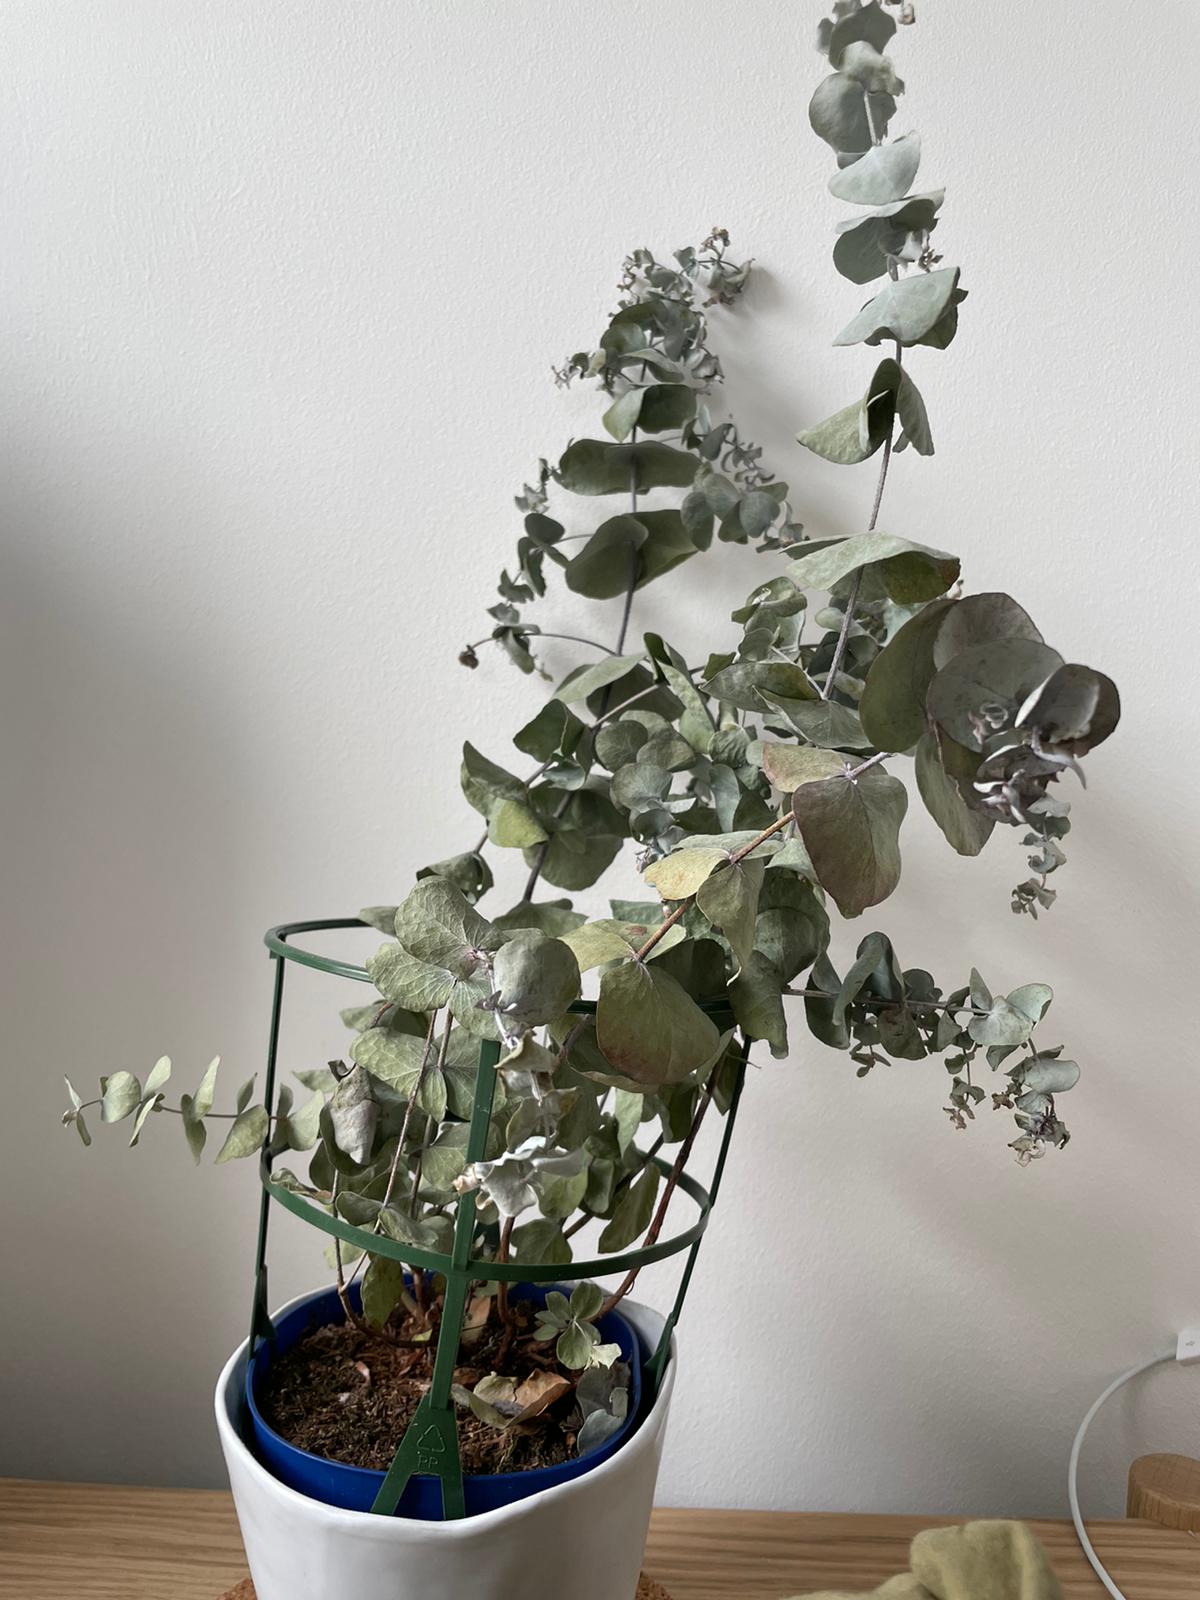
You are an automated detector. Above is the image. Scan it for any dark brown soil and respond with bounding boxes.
[260,1302,579,1475]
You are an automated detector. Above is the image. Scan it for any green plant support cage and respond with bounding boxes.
[249,919,748,1520]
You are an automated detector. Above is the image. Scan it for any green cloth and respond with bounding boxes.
[789,1519,1064,1600]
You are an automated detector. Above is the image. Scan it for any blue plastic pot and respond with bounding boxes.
[245,1282,643,1518]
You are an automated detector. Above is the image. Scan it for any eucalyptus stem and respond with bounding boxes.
[613,455,640,656]
[465,631,617,657]
[633,750,887,961]
[479,675,677,893]
[867,414,895,528]
[344,1009,448,1304]
[379,1009,443,1216]
[822,321,899,700]
[863,83,884,147]
[820,72,899,706]
[331,1172,370,1333]
[597,1071,718,1319]
[562,1133,666,1240]
[782,987,992,1017]
[494,1216,515,1326]
[821,567,863,701]
[517,683,664,804]
[519,801,568,902]
[155,1103,268,1123]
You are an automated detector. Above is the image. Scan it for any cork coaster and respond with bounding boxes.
[220,1578,672,1599]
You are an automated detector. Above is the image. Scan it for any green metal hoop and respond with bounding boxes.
[249,919,747,1520]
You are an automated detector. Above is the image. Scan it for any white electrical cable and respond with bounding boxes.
[1067,1350,1174,1600]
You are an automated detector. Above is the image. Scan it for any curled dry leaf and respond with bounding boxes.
[513,1370,573,1420]
[460,1294,492,1348]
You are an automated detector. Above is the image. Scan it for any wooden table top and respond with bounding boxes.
[1,1479,1199,1598]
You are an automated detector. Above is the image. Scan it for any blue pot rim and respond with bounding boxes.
[244,1281,643,1495]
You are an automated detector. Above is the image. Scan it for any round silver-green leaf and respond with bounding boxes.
[791,765,908,917]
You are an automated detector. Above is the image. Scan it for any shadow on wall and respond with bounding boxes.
[799,772,1199,1519]
[653,746,1199,1521]
[0,454,265,1483]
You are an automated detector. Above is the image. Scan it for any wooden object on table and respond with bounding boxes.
[4,1479,1200,1599]
[1127,1453,1200,1532]
[218,1580,674,1599]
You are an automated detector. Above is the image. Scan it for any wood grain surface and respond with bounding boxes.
[217,1579,675,1600]
[3,1479,1199,1598]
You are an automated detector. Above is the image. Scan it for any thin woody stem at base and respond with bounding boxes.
[597,1067,719,1319]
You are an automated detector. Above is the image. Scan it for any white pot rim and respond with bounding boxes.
[215,1284,677,1536]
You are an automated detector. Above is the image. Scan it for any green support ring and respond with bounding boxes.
[265,1159,716,1282]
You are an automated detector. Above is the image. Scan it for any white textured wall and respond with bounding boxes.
[4,0,1198,1518]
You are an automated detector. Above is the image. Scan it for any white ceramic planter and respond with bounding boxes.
[215,1287,676,1600]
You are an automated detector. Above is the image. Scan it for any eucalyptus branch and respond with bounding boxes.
[822,320,899,703]
[814,57,906,705]
[479,679,668,885]
[527,684,668,791]
[821,566,863,701]
[342,1010,448,1303]
[562,1132,666,1242]
[520,797,569,902]
[633,752,888,961]
[331,1172,370,1334]
[867,400,896,526]
[379,1009,444,1216]
[407,1144,427,1216]
[596,684,665,727]
[79,1094,284,1127]
[863,92,883,147]
[519,446,647,905]
[148,1103,263,1123]
[494,1216,515,1327]
[692,666,720,731]
[782,987,996,1018]
[612,455,640,657]
[552,1019,588,1071]
[465,632,618,657]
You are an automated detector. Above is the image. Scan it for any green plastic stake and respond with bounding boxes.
[247,953,287,1357]
[369,1395,466,1519]
[369,1036,501,1518]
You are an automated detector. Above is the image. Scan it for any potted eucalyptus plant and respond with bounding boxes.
[64,6,1119,1598]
